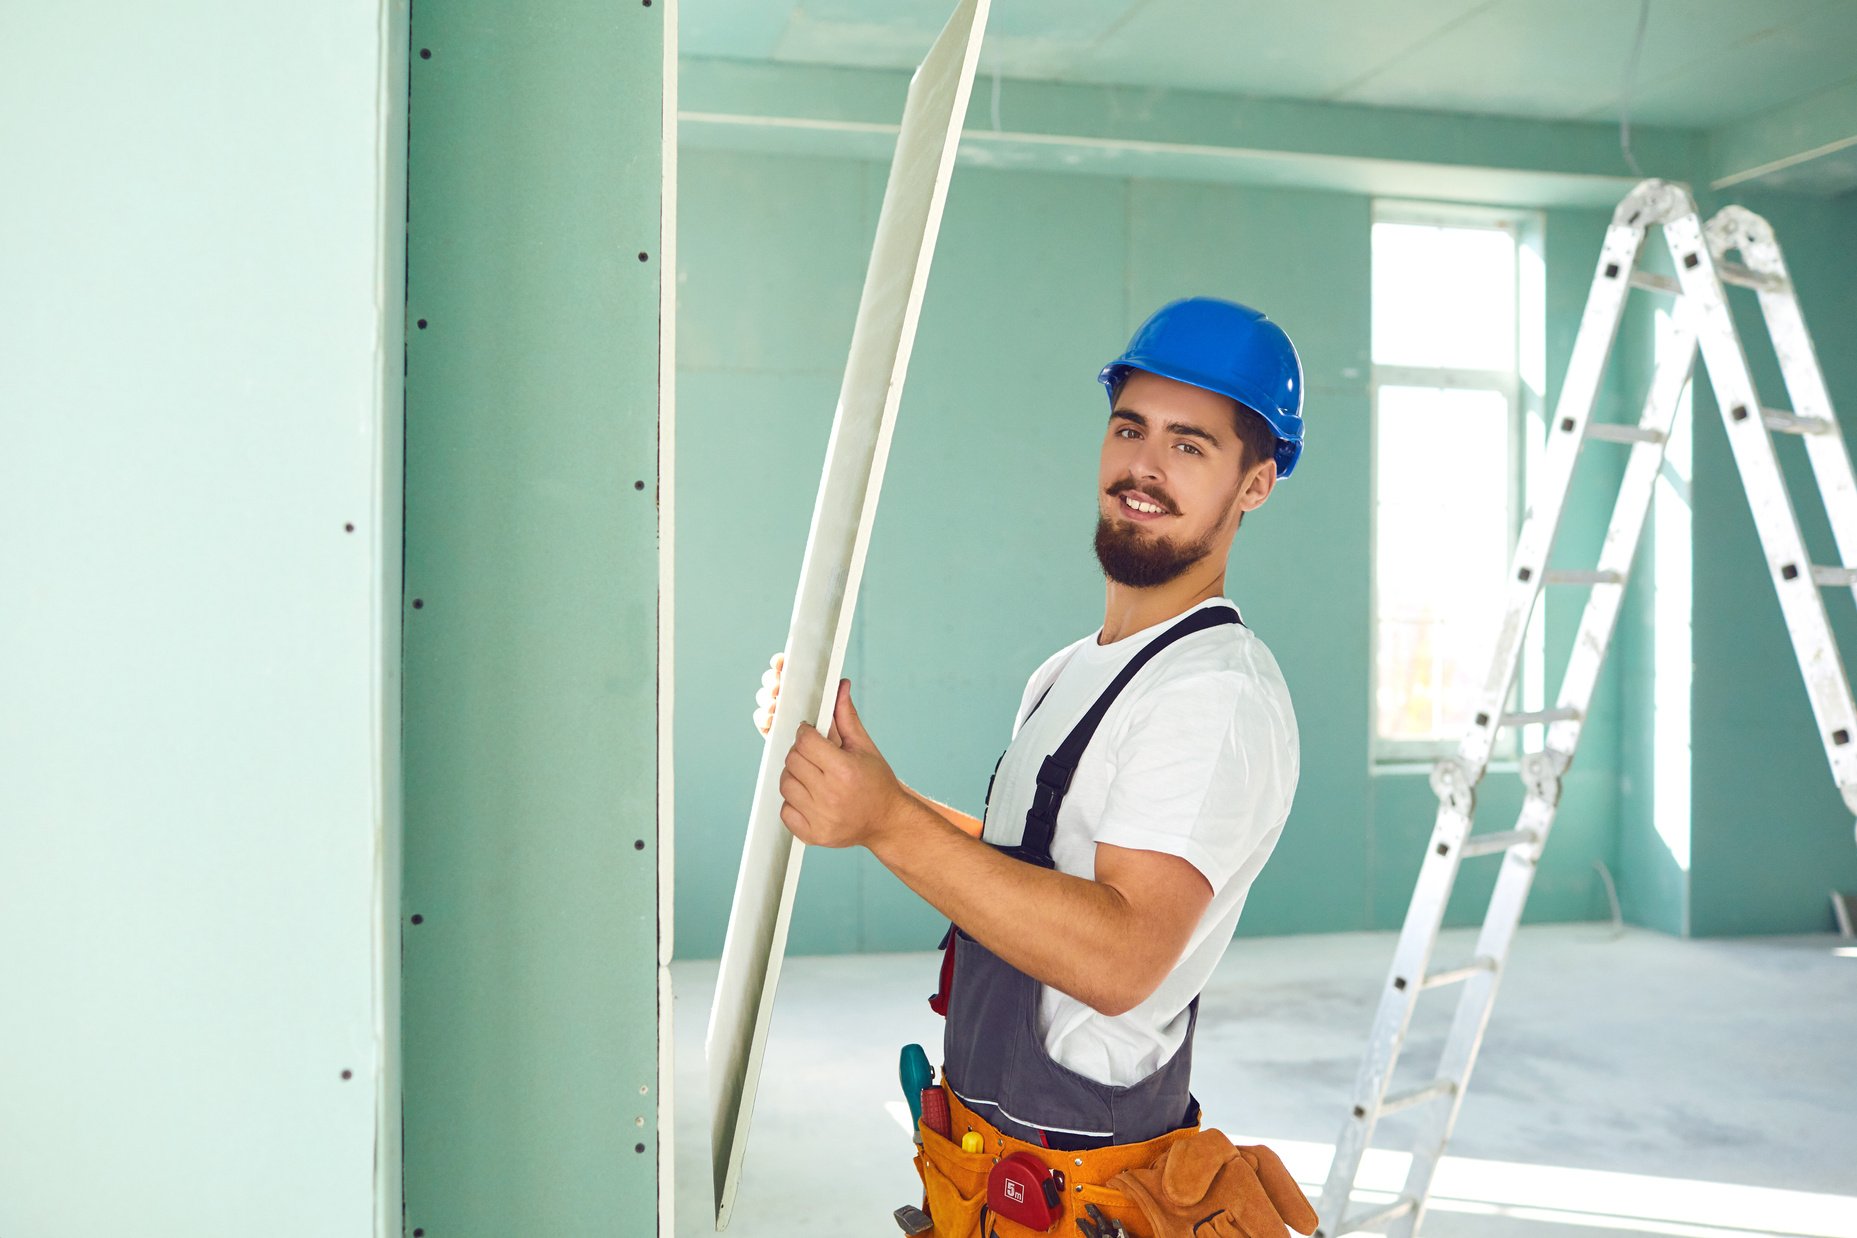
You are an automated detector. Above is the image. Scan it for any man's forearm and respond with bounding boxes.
[867,799,1160,1015]
[903,785,984,837]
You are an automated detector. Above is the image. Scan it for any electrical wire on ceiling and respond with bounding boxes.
[1619,0,1652,176]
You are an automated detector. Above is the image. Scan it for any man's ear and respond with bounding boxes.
[1238,456,1278,513]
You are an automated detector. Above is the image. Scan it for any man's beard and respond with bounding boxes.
[1094,510,1226,588]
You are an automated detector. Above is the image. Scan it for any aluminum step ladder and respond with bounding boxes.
[1314,179,1857,1238]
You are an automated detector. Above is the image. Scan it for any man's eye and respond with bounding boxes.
[1176,441,1202,455]
[1116,426,1139,439]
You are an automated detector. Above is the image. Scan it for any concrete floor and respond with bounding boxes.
[671,925,1857,1237]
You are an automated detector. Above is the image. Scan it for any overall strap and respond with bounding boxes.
[1004,604,1241,868]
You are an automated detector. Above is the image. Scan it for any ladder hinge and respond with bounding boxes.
[1429,757,1477,816]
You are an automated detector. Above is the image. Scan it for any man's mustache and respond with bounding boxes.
[1106,477,1178,515]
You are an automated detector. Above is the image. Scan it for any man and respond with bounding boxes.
[763,297,1315,1238]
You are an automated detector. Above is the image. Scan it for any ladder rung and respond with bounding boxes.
[1716,261,1788,292]
[1336,1197,1419,1235]
[1459,828,1539,858]
[1544,569,1624,586]
[1499,707,1579,727]
[1379,1079,1458,1115]
[1627,270,1681,294]
[1420,957,1498,990]
[1763,409,1833,436]
[1810,565,1857,588]
[1583,422,1666,444]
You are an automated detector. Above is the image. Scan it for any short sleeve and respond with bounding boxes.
[1092,672,1296,891]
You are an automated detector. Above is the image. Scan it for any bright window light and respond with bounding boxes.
[1372,208,1531,757]
[1375,386,1510,742]
[1372,222,1516,371]
[1230,1136,1857,1238]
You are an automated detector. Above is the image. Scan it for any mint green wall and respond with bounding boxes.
[1614,190,1857,937]
[1686,190,1857,935]
[3,3,405,1231]
[1369,207,1627,933]
[402,1,669,1230]
[675,149,1627,957]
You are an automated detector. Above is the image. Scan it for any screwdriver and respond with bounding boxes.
[899,1044,933,1144]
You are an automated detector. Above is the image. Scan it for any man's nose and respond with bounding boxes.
[1131,439,1167,480]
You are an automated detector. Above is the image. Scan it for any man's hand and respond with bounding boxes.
[753,651,784,736]
[779,679,911,849]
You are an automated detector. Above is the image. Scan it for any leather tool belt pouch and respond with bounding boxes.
[912,1084,1195,1238]
[1108,1129,1319,1238]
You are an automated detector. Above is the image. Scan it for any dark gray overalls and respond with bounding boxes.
[936,604,1242,1152]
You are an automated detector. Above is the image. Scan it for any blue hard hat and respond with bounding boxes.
[1098,297,1305,477]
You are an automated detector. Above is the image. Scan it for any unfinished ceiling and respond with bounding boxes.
[683,0,1857,131]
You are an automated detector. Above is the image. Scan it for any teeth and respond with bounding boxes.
[1125,496,1163,514]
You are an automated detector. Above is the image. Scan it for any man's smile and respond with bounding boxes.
[1114,489,1173,522]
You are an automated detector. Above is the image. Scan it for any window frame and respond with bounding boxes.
[1368,201,1542,766]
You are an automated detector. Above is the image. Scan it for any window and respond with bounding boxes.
[1372,205,1541,760]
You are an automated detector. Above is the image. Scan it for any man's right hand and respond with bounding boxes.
[753,652,784,736]
[755,651,985,839]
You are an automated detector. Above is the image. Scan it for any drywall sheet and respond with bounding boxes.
[705,0,991,1225]
[401,0,671,1232]
[0,3,402,1234]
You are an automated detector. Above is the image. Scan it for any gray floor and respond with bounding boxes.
[671,925,1857,1237]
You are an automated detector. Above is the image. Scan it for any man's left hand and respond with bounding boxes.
[779,679,910,849]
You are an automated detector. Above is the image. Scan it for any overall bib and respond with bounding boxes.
[916,605,1241,1237]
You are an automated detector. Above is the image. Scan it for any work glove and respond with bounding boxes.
[1108,1130,1317,1238]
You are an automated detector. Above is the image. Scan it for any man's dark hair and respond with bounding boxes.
[1231,402,1278,473]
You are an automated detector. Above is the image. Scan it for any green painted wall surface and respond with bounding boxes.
[402,3,667,1232]
[1613,234,1692,938]
[1686,190,1857,935]
[1614,189,1857,937]
[2,3,403,1233]
[675,149,1625,958]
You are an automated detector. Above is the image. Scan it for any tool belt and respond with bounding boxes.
[913,1085,1318,1238]
[913,1083,1190,1238]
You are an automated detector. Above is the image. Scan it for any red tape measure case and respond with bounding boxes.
[986,1151,1065,1231]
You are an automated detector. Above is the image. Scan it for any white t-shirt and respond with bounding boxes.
[981,597,1299,1087]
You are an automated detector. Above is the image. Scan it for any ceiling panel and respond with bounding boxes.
[1051,0,1494,98]
[768,0,1137,77]
[681,0,1857,132]
[1336,0,1857,126]
[1587,3,1857,128]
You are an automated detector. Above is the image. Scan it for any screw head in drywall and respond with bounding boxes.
[341,1069,353,1081]
[410,914,424,924]
[419,48,431,59]
[416,319,427,330]
[412,598,424,609]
